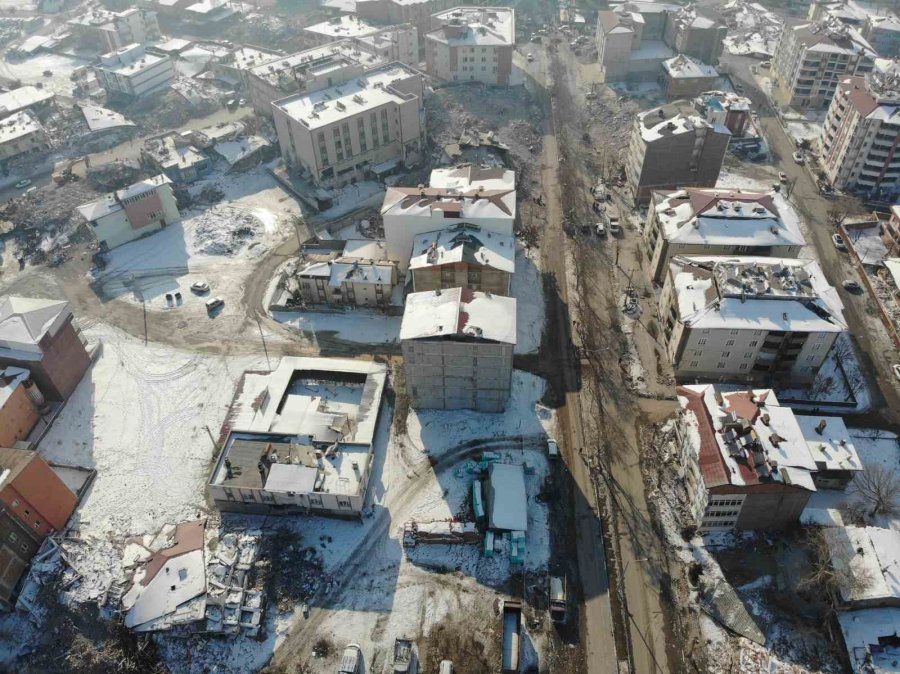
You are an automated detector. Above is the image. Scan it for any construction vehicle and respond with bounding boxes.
[337,643,363,673]
[52,159,79,185]
[391,638,418,674]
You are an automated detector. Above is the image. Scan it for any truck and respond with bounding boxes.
[337,643,363,674]
[501,600,522,673]
[392,638,418,674]
[549,576,567,623]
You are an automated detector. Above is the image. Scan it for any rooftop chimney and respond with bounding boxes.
[815,419,827,435]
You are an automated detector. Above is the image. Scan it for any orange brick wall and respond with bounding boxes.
[0,456,77,540]
[0,384,39,447]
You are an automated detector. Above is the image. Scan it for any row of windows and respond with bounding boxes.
[708,499,742,507]
[316,110,392,167]
[704,510,739,518]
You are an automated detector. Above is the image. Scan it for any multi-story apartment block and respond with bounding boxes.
[381,165,516,269]
[295,258,398,308]
[425,6,515,86]
[0,86,56,122]
[771,21,875,108]
[401,287,515,412]
[409,223,514,294]
[78,175,180,251]
[273,61,425,188]
[95,43,175,99]
[0,448,78,609]
[0,111,49,163]
[659,256,847,383]
[303,16,419,66]
[677,385,862,533]
[357,0,455,46]
[596,2,725,83]
[808,0,868,27]
[820,74,900,199]
[0,297,91,402]
[626,100,730,204]
[67,7,160,52]
[645,188,805,282]
[864,15,900,58]
[660,55,718,99]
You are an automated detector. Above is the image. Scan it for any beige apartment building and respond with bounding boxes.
[302,16,419,67]
[820,74,900,200]
[645,188,805,282]
[626,100,730,204]
[401,287,515,412]
[357,0,455,47]
[659,256,846,383]
[771,21,875,108]
[425,6,515,86]
[272,61,425,188]
[409,223,514,294]
[660,55,719,99]
[0,111,49,163]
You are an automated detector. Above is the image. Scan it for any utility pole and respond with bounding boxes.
[255,316,271,370]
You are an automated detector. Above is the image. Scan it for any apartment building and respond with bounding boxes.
[596,2,725,83]
[626,100,730,204]
[771,21,875,109]
[660,55,718,99]
[0,448,78,609]
[295,258,397,307]
[353,24,419,66]
[67,7,160,52]
[0,297,91,402]
[659,256,847,382]
[677,385,861,532]
[381,165,516,269]
[207,357,387,517]
[272,61,425,188]
[808,0,868,26]
[95,43,175,99]
[0,111,49,163]
[0,86,56,121]
[409,223,514,294]
[820,74,900,199]
[0,368,43,448]
[425,6,515,86]
[214,45,283,88]
[357,0,455,45]
[78,175,180,251]
[400,287,515,412]
[645,188,805,282]
[864,16,900,58]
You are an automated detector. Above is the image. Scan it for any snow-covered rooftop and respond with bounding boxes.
[488,462,527,531]
[400,287,516,344]
[428,7,515,47]
[0,296,69,350]
[77,174,172,221]
[667,256,846,332]
[303,15,379,39]
[98,43,171,77]
[678,385,818,491]
[839,607,900,673]
[247,41,383,88]
[409,223,515,273]
[297,259,395,287]
[795,414,863,473]
[791,21,876,59]
[272,61,419,130]
[0,110,43,145]
[81,104,135,131]
[637,101,729,143]
[825,526,900,604]
[662,54,718,79]
[0,85,54,118]
[219,46,281,71]
[0,366,31,411]
[651,188,805,247]
[211,135,269,166]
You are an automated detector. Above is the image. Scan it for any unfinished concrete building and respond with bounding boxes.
[401,287,515,412]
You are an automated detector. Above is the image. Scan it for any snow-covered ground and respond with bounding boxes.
[38,322,267,536]
[272,309,402,345]
[716,167,778,193]
[0,52,90,96]
[92,168,300,315]
[778,334,871,411]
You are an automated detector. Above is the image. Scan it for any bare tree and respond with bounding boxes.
[850,465,900,519]
[827,195,865,227]
[799,527,874,604]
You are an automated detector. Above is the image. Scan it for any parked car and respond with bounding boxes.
[191,280,210,293]
[592,200,605,214]
[832,233,847,251]
[205,297,224,312]
[595,222,607,236]
[818,181,835,195]
[14,179,31,189]
[793,151,805,164]
[526,53,534,62]
[547,438,559,459]
[842,279,862,292]
[893,364,900,382]
[549,576,567,623]
[779,171,788,182]
[760,60,771,68]
[608,217,622,236]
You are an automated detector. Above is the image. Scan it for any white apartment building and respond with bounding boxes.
[302,16,419,65]
[0,111,49,163]
[357,0,455,43]
[245,42,384,116]
[820,74,900,200]
[645,188,805,282]
[425,6,515,86]
[400,287,515,412]
[381,165,516,269]
[772,20,875,108]
[864,15,900,59]
[272,61,425,188]
[77,175,180,251]
[68,7,160,52]
[659,256,847,382]
[95,43,175,99]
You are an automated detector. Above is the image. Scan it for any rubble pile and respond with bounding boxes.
[192,205,262,256]
[87,160,144,192]
[721,0,783,58]
[1,181,100,236]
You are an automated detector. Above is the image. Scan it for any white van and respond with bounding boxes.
[547,438,559,459]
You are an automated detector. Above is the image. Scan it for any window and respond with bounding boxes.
[730,329,739,335]
[749,340,758,347]
[806,355,815,362]
[341,123,352,159]
[739,363,749,370]
[33,521,40,528]
[357,118,367,153]
[726,339,735,346]
[370,113,380,149]
[689,360,699,367]
[697,338,708,345]
[19,543,27,553]
[23,509,30,517]
[8,532,16,543]
[716,362,726,369]
[380,109,390,144]
[721,352,731,358]
[744,352,753,359]
[702,329,710,334]
[813,343,822,351]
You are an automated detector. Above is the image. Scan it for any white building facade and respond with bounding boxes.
[95,44,175,99]
[425,6,515,85]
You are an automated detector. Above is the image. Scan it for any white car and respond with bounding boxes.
[893,364,900,382]
[191,280,210,293]
[547,438,559,459]
[205,297,224,312]
[608,217,622,236]
[595,222,607,236]
[14,179,31,189]
[832,233,847,251]
[793,151,805,164]
[526,53,534,62]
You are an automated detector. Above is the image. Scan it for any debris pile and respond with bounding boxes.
[721,0,783,58]
[192,205,262,255]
